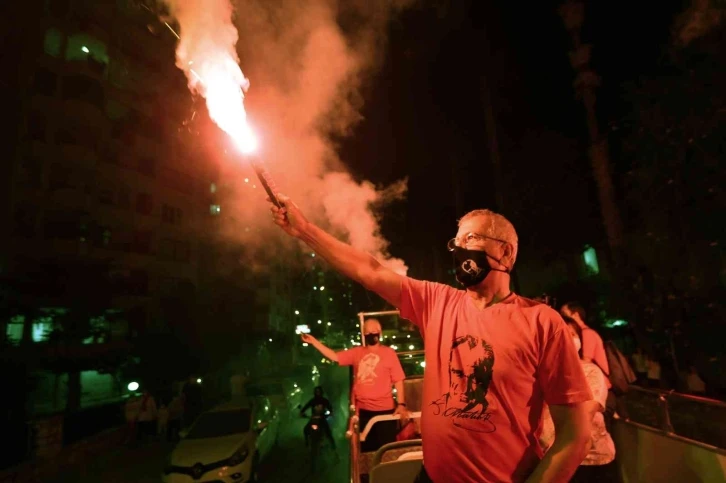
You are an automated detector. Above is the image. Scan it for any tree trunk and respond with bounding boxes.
[560,1,625,268]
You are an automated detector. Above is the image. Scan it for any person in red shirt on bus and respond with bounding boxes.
[302,318,409,451]
[560,302,610,382]
[272,195,594,483]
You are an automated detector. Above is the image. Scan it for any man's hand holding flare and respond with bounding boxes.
[268,194,308,238]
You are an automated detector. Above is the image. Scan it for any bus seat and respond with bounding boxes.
[397,451,423,461]
[369,458,423,483]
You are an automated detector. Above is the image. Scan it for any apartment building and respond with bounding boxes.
[2,0,219,411]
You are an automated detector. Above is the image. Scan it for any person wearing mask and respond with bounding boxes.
[539,317,617,483]
[300,386,336,449]
[561,302,610,379]
[302,319,409,452]
[272,196,593,483]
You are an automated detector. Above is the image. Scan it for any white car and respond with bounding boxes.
[163,397,278,483]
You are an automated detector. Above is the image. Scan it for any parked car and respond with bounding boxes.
[163,396,278,483]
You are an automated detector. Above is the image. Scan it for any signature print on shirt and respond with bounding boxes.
[357,353,381,385]
[430,335,496,433]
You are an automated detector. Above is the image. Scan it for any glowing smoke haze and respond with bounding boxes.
[674,0,723,46]
[161,0,410,274]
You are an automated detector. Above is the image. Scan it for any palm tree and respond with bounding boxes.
[559,1,625,268]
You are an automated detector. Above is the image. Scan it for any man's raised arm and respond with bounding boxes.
[301,334,339,362]
[270,194,403,307]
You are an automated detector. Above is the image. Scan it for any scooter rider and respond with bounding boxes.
[301,386,336,449]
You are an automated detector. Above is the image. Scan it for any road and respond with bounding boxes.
[49,409,350,483]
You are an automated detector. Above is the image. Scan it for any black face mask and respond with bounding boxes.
[364,333,380,346]
[452,246,510,287]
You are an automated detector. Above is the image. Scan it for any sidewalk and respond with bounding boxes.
[48,439,174,483]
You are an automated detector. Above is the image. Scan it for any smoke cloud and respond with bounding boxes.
[674,0,724,46]
[160,0,412,274]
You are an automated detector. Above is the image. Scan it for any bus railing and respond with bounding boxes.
[346,402,360,483]
[623,385,726,449]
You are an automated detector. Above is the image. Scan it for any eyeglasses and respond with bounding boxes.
[447,232,509,252]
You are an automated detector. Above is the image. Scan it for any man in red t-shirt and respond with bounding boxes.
[301,318,409,451]
[270,195,594,482]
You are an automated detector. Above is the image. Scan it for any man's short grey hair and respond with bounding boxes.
[458,209,519,263]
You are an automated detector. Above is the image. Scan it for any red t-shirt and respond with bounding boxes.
[400,278,592,483]
[337,345,405,411]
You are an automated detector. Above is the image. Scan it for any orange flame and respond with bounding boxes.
[162,0,258,153]
[189,59,258,154]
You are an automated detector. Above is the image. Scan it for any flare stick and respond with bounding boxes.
[249,158,282,208]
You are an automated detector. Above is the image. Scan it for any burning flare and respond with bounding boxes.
[162,0,257,153]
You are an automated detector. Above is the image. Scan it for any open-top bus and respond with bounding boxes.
[345,311,726,483]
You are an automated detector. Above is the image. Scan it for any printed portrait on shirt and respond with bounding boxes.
[357,353,381,385]
[430,334,497,433]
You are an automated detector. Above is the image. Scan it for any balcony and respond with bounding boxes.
[61,98,108,132]
[62,57,107,83]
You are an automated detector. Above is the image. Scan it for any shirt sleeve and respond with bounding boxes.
[301,398,313,412]
[399,277,457,331]
[336,347,358,367]
[537,310,593,405]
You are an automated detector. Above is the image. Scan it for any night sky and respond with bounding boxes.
[339,0,685,281]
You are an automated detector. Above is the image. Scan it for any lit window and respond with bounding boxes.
[5,316,25,345]
[583,246,599,275]
[32,319,52,342]
[65,34,109,65]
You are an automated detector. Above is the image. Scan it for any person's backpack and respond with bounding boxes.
[604,340,637,395]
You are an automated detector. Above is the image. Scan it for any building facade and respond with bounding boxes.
[2,0,218,413]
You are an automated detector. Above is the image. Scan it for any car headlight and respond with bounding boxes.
[227,447,249,467]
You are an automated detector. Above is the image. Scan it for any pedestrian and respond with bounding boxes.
[167,395,184,441]
[270,196,593,483]
[137,390,157,442]
[157,401,169,440]
[124,394,141,446]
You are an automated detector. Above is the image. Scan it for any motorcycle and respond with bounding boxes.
[300,403,331,472]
